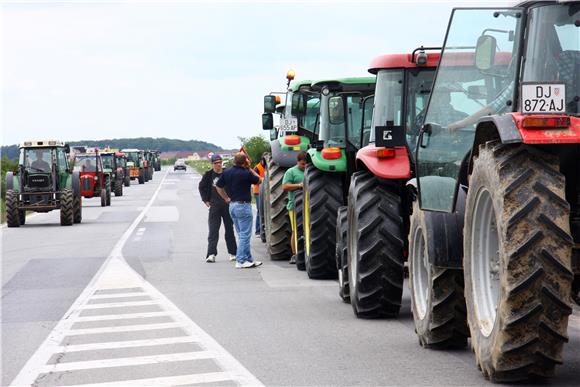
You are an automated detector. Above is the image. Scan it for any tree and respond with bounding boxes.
[238,135,271,167]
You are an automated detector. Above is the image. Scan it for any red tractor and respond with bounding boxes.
[74,151,112,207]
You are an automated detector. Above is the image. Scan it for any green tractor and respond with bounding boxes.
[122,148,146,184]
[5,140,82,227]
[261,71,321,261]
[115,151,131,187]
[300,77,376,278]
[152,150,162,172]
[100,150,125,196]
[144,150,155,181]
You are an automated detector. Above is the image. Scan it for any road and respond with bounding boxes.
[2,166,579,386]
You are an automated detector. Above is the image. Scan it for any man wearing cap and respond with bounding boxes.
[198,154,237,263]
[216,153,263,269]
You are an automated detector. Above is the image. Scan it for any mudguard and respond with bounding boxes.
[5,171,14,191]
[307,149,346,173]
[71,172,81,197]
[271,138,303,168]
[355,145,411,180]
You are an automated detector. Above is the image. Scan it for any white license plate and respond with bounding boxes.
[280,117,298,132]
[521,83,566,114]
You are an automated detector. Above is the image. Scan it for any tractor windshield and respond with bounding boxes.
[22,148,53,173]
[101,155,114,170]
[371,69,404,142]
[405,68,435,153]
[74,156,98,172]
[522,3,579,115]
[126,152,139,163]
[301,95,320,135]
[115,156,126,167]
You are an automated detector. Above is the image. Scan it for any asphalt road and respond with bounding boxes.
[2,166,579,386]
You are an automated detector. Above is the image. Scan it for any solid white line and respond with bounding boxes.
[89,293,149,300]
[74,311,175,322]
[79,300,159,309]
[10,170,170,387]
[66,322,184,335]
[63,372,231,387]
[40,351,214,373]
[52,336,199,353]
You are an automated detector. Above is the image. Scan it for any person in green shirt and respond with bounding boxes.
[282,151,307,264]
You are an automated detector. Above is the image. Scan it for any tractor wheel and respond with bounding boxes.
[73,195,82,224]
[303,165,342,279]
[114,180,123,196]
[138,170,145,184]
[336,206,349,303]
[6,190,20,228]
[60,189,74,226]
[100,189,107,207]
[348,171,405,318]
[464,142,573,382]
[409,200,468,348]
[259,183,266,243]
[294,190,305,269]
[19,210,26,225]
[124,174,131,187]
[264,158,291,260]
[106,181,112,206]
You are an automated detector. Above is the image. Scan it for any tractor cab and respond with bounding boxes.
[74,151,111,206]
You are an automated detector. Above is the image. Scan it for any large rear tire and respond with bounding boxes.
[264,158,291,260]
[114,179,123,196]
[60,189,74,226]
[303,165,342,279]
[259,182,267,243]
[138,169,145,184]
[409,200,468,348]
[73,196,82,224]
[106,180,112,206]
[124,174,131,187]
[348,171,405,318]
[6,190,20,228]
[336,206,349,303]
[464,142,573,382]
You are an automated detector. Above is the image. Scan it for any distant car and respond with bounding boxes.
[174,159,186,171]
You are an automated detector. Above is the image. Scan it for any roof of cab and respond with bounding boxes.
[19,140,65,148]
[311,77,376,92]
[368,52,441,74]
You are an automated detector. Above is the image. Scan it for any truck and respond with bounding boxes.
[407,2,578,381]
[5,140,82,226]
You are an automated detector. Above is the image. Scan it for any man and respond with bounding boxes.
[31,149,50,172]
[216,153,263,269]
[198,154,237,263]
[252,156,266,236]
[282,151,307,264]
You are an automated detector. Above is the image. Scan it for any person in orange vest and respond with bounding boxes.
[252,155,266,236]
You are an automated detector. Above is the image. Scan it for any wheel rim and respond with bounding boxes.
[471,188,500,337]
[411,224,429,320]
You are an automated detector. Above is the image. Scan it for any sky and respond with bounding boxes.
[1,0,516,149]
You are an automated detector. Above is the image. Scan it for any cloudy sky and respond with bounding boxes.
[1,0,515,149]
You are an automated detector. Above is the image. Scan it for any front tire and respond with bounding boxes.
[124,174,131,187]
[6,190,20,228]
[138,170,145,184]
[264,158,291,260]
[464,142,573,382]
[60,189,74,226]
[73,195,82,224]
[336,206,349,303]
[348,171,405,318]
[303,165,342,279]
[114,179,123,196]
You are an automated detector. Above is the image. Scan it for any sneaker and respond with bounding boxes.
[229,254,236,262]
[206,255,216,263]
[253,260,263,267]
[289,255,296,264]
[235,261,255,269]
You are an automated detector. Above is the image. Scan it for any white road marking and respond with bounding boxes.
[64,372,230,387]
[74,311,174,322]
[40,351,214,373]
[65,322,185,335]
[10,169,263,387]
[89,293,148,300]
[136,227,146,234]
[53,336,198,353]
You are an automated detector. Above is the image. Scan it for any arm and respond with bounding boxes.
[283,183,303,192]
[216,186,231,204]
[198,172,211,207]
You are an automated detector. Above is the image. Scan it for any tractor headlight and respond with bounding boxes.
[94,176,98,181]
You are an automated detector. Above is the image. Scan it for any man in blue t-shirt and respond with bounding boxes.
[216,153,263,269]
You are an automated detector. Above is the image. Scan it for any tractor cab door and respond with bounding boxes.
[416,8,522,212]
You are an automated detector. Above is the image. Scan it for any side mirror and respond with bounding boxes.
[262,113,274,130]
[475,35,496,71]
[291,93,307,116]
[328,96,345,125]
[264,95,276,113]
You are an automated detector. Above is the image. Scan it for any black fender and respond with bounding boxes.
[270,139,301,169]
[6,171,14,191]
[72,171,81,197]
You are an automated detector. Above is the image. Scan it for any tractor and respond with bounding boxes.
[122,148,146,184]
[144,150,155,181]
[407,2,579,382]
[342,49,441,311]
[100,150,125,196]
[74,151,112,207]
[152,150,162,171]
[115,151,131,187]
[261,72,321,261]
[299,77,376,278]
[5,140,82,226]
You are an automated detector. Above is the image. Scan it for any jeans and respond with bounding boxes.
[254,193,260,235]
[229,202,254,263]
[206,204,237,258]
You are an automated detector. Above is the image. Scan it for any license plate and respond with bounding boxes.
[521,83,566,114]
[292,146,301,151]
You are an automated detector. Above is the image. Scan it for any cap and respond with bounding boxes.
[211,154,222,163]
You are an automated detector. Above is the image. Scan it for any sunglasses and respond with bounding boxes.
[212,161,222,164]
